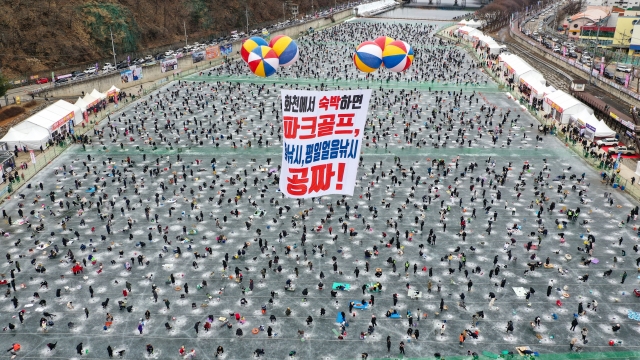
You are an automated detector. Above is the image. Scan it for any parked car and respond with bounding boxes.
[164,50,174,56]
[616,65,632,73]
[35,78,49,84]
[102,64,116,73]
[553,47,561,53]
[142,60,157,67]
[596,137,618,146]
[83,66,97,75]
[567,52,578,58]
[608,145,636,155]
[614,76,626,85]
[603,70,615,79]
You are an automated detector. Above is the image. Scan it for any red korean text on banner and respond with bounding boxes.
[279,89,371,198]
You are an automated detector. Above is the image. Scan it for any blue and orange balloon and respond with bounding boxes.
[247,46,279,77]
[269,35,299,67]
[241,37,269,63]
[382,40,414,73]
[353,41,383,73]
[373,36,395,52]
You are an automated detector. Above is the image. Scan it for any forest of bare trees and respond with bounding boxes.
[0,0,351,77]
[476,0,556,32]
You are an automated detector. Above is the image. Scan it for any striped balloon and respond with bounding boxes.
[373,36,395,52]
[269,35,299,67]
[353,41,383,73]
[382,40,414,73]
[241,37,269,63]
[247,46,279,77]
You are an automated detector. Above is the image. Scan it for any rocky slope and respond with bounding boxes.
[0,0,349,78]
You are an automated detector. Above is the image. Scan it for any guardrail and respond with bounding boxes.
[13,1,371,91]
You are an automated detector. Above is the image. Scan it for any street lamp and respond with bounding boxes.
[110,27,117,66]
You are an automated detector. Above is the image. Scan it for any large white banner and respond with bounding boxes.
[279,89,372,198]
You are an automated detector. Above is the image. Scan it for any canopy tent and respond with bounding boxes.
[457,19,485,28]
[0,122,50,150]
[477,35,506,55]
[498,54,542,82]
[106,85,120,104]
[519,72,551,98]
[51,100,82,124]
[456,26,476,35]
[570,109,616,139]
[519,72,546,87]
[74,97,91,123]
[543,90,593,124]
[25,100,81,134]
[456,26,483,41]
[468,29,483,41]
[75,97,87,112]
[589,119,616,139]
[90,89,106,100]
[106,85,120,96]
[82,93,100,109]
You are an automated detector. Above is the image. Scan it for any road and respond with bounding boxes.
[495,26,635,118]
[1,84,51,107]
[520,11,640,95]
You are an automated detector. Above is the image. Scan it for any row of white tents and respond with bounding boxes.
[1,85,120,150]
[455,26,507,55]
[455,26,616,139]
[456,19,486,29]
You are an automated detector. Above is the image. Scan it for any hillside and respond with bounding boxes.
[0,0,349,78]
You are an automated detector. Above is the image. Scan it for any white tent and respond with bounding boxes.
[75,97,87,112]
[51,100,82,124]
[570,109,616,139]
[25,100,81,133]
[26,113,61,134]
[82,93,100,108]
[498,54,542,82]
[106,85,121,103]
[0,121,50,150]
[519,72,549,97]
[543,90,593,124]
[456,26,483,41]
[106,85,120,96]
[478,35,506,55]
[457,19,485,28]
[468,29,483,41]
[590,119,616,138]
[90,89,106,100]
[456,26,476,35]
